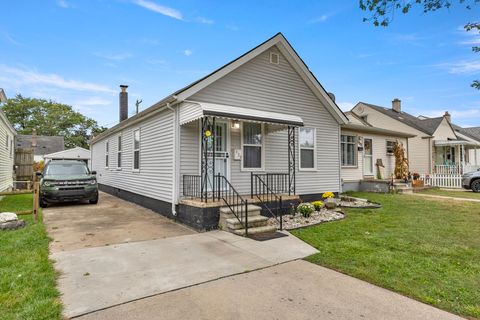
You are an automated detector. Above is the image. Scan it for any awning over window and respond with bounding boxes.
[179,101,304,127]
[434,140,480,147]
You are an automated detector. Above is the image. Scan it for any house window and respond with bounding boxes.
[299,127,316,169]
[242,122,263,169]
[341,135,357,166]
[117,135,122,168]
[105,140,109,167]
[386,140,395,156]
[133,129,140,170]
[5,134,8,150]
[10,138,13,158]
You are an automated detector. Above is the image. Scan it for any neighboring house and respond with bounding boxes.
[341,112,415,191]
[0,89,16,192]
[43,146,91,167]
[91,33,348,230]
[351,100,480,175]
[452,125,480,172]
[16,134,64,162]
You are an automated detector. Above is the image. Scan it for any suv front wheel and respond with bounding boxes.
[39,197,48,208]
[89,195,99,204]
[471,179,480,193]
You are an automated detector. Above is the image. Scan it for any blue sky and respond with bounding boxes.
[1,0,479,127]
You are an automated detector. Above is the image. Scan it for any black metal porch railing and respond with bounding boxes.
[215,174,249,236]
[251,173,283,230]
[182,175,202,199]
[251,173,290,195]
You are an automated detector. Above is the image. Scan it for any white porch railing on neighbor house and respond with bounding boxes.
[434,164,480,175]
[421,174,463,189]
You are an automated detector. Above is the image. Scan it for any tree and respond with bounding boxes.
[2,94,107,149]
[359,0,479,89]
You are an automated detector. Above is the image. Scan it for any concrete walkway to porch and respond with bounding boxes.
[53,230,317,318]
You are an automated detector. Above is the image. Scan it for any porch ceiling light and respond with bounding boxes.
[232,120,240,129]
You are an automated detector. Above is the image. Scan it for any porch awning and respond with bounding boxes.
[434,140,480,147]
[179,101,304,126]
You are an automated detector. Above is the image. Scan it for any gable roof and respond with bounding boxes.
[343,111,415,138]
[92,33,348,143]
[358,102,445,136]
[44,146,90,159]
[16,134,64,156]
[454,125,480,142]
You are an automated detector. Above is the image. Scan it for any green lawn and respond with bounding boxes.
[0,194,62,320]
[292,192,480,319]
[416,188,480,200]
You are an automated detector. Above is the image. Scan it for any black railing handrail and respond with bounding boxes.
[183,174,201,199]
[251,173,283,230]
[216,174,249,237]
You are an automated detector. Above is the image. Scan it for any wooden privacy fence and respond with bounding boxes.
[421,174,462,189]
[15,148,34,184]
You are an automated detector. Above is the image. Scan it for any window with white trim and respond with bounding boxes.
[341,135,357,166]
[242,122,263,169]
[10,138,13,158]
[105,140,109,167]
[299,127,316,169]
[386,140,395,156]
[117,135,122,168]
[5,134,8,150]
[133,129,140,170]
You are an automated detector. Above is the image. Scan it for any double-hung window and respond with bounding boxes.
[105,140,109,167]
[242,122,263,170]
[117,135,122,168]
[341,135,357,166]
[133,129,140,171]
[299,127,316,170]
[386,140,395,156]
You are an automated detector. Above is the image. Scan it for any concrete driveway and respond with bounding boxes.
[78,260,463,320]
[44,192,194,252]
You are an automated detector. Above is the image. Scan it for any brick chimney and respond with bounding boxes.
[392,98,401,113]
[119,85,128,122]
[444,111,451,123]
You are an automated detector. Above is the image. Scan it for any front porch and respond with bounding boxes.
[433,140,480,175]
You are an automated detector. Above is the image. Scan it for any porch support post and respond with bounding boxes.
[212,117,216,201]
[287,126,296,195]
[461,144,465,174]
[200,116,214,202]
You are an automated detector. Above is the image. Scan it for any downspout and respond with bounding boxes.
[338,125,342,193]
[167,100,179,216]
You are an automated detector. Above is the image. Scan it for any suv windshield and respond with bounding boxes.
[45,163,89,176]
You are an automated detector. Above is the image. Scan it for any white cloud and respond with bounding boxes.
[146,58,167,65]
[0,65,115,93]
[440,60,480,74]
[0,31,21,45]
[75,97,112,106]
[308,14,330,24]
[196,17,214,24]
[338,102,355,111]
[94,52,133,61]
[57,0,69,8]
[133,0,183,20]
[226,24,239,31]
[183,49,192,56]
[457,25,480,46]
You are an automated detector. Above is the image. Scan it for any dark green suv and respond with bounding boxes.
[38,160,98,207]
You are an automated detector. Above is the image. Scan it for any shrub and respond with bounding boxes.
[322,191,335,199]
[297,203,315,218]
[311,201,324,211]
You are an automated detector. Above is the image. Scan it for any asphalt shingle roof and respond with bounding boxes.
[16,135,64,156]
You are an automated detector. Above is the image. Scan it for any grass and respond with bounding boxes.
[292,192,480,319]
[0,194,62,320]
[416,188,480,200]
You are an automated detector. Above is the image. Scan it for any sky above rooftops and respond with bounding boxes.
[1,1,479,127]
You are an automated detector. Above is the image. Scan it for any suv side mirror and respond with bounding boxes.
[91,170,97,175]
[35,171,42,177]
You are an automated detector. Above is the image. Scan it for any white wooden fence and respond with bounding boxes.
[434,164,480,175]
[421,174,463,189]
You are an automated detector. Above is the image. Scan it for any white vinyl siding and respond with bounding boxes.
[299,127,316,170]
[186,45,342,195]
[133,129,140,171]
[91,109,174,203]
[0,112,15,192]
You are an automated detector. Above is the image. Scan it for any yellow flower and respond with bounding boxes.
[322,191,335,199]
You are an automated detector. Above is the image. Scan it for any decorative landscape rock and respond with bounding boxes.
[268,209,345,230]
[339,195,382,209]
[324,198,338,210]
[0,212,26,231]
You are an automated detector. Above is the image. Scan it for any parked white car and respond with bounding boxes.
[462,170,480,192]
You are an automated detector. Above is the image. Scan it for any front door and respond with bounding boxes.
[364,138,373,176]
[206,121,229,190]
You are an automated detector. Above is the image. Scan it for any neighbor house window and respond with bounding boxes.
[10,138,13,158]
[133,129,140,170]
[341,135,357,166]
[299,127,316,169]
[386,140,395,156]
[105,140,109,167]
[242,122,263,169]
[117,135,122,168]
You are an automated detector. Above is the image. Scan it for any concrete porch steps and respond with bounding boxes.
[393,183,413,194]
[219,204,276,237]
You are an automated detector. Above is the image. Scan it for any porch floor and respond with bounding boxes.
[180,194,300,208]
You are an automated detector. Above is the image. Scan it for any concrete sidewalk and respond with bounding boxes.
[53,231,318,318]
[78,260,464,320]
